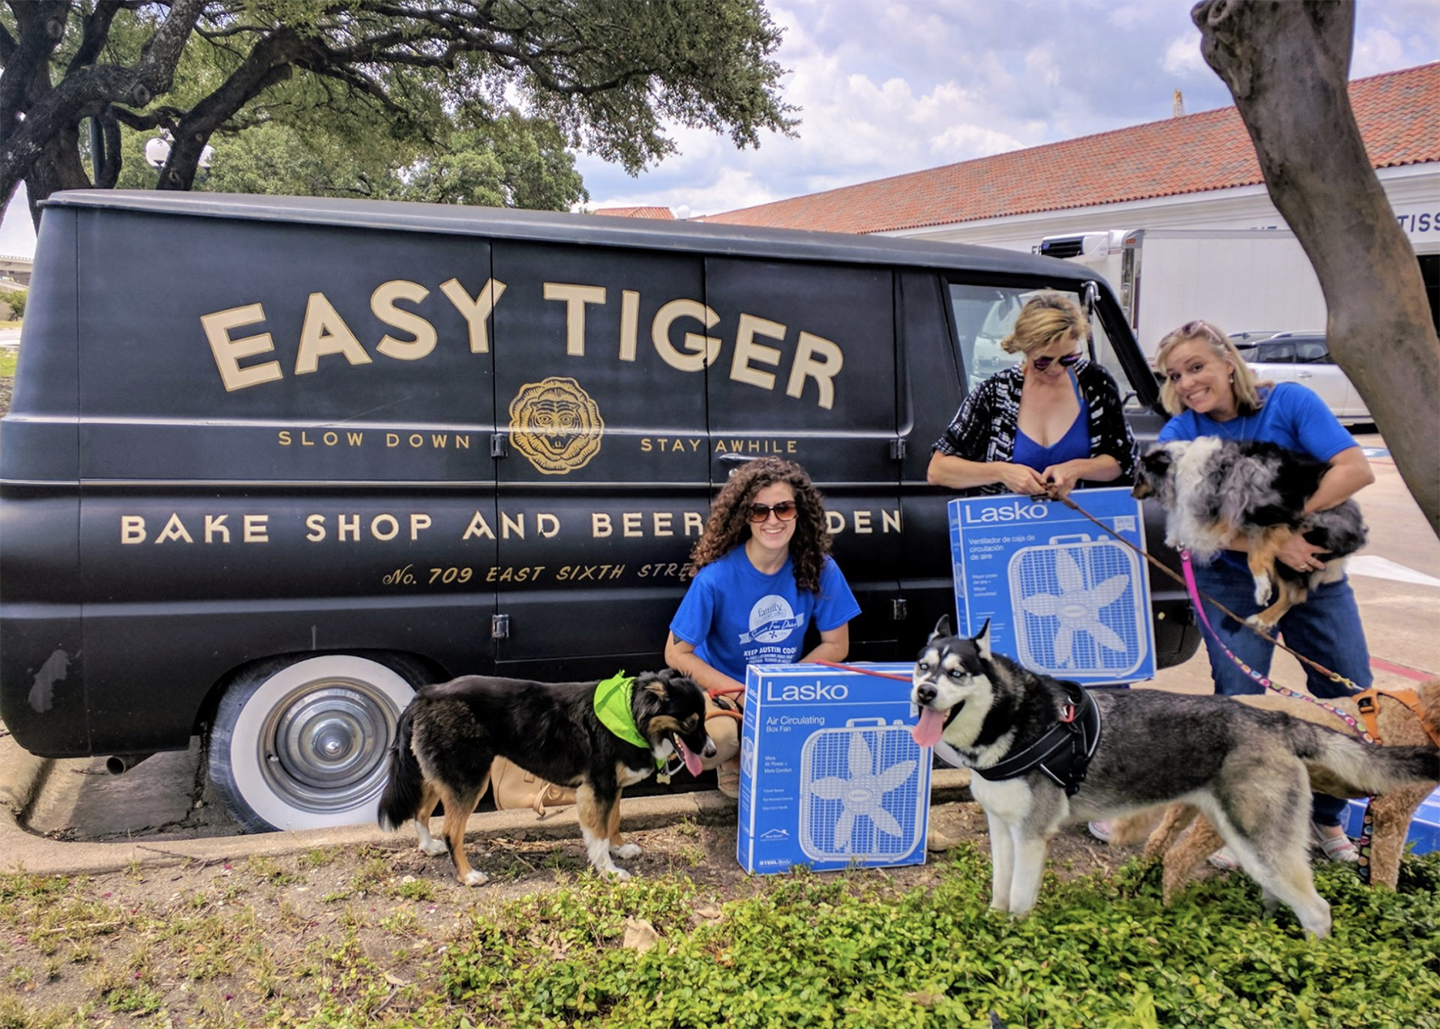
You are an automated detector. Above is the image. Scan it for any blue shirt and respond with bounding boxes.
[1157,382,1357,460]
[1158,382,1358,571]
[669,548,861,682]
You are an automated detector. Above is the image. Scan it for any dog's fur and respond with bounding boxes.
[1132,438,1368,628]
[377,669,714,885]
[1112,680,1440,902]
[909,618,1440,937]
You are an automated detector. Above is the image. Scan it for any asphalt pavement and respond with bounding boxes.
[2,431,1436,877]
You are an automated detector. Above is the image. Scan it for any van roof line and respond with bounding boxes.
[46,190,1084,280]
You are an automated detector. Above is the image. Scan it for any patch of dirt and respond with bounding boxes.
[4,794,1142,1025]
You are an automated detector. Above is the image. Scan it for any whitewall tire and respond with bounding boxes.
[208,655,420,832]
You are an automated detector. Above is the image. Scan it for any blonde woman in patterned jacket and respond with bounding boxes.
[928,292,1137,499]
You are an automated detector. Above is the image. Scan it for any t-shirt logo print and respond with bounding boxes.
[739,595,804,644]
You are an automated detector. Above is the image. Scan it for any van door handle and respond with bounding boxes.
[719,453,757,466]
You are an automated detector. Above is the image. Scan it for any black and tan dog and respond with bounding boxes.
[378,669,713,884]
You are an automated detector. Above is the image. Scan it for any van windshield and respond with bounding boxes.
[949,283,1142,410]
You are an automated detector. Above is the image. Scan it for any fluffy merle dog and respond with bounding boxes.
[1132,437,1368,628]
[378,669,713,885]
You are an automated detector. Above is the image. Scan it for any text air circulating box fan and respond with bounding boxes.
[737,663,929,874]
[948,487,1156,685]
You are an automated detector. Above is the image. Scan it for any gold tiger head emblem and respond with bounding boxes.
[508,377,604,474]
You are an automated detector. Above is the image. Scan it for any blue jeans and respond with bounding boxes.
[1191,556,1370,828]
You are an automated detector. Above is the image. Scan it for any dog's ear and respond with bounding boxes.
[929,615,952,641]
[974,618,992,660]
[1141,445,1173,476]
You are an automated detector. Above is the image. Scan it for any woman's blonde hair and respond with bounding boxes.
[1000,292,1089,356]
[1153,319,1267,417]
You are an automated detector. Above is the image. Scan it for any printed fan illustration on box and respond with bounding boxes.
[1009,533,1147,677]
[949,488,1156,685]
[798,719,921,863]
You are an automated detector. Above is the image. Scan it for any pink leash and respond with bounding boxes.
[1180,548,1379,880]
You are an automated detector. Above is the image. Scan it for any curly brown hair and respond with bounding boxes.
[688,458,833,594]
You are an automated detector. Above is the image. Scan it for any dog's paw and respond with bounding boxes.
[419,838,449,857]
[1252,575,1272,605]
[1244,612,1278,631]
[603,866,632,881]
[612,843,642,860]
[462,869,490,887]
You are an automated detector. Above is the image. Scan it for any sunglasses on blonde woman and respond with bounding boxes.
[1030,352,1082,371]
[748,500,798,523]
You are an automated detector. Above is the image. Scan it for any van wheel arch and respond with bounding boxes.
[207,652,438,833]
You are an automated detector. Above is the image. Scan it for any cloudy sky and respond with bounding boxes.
[2,0,1437,256]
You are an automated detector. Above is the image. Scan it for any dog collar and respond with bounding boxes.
[593,671,659,764]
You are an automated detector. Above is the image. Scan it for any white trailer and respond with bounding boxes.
[1037,228,1327,356]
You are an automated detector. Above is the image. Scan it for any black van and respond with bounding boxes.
[0,191,1198,831]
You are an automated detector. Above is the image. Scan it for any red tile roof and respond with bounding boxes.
[703,62,1439,234]
[592,205,675,220]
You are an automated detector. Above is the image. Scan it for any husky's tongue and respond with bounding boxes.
[675,736,705,777]
[912,707,946,748]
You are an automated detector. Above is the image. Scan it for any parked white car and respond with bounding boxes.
[1230,331,1373,426]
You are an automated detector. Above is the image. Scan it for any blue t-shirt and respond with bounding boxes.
[1157,382,1358,570]
[1157,382,1356,460]
[669,548,861,682]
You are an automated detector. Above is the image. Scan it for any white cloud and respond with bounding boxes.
[1162,33,1209,77]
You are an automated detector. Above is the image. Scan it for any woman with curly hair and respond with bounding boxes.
[665,457,860,797]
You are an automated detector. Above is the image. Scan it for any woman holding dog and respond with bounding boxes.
[1154,318,1375,863]
[664,457,861,798]
[927,292,1138,498]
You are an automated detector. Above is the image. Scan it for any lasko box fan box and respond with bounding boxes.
[737,663,930,874]
[948,487,1156,685]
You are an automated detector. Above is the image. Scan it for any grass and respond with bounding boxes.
[1,845,1439,1028]
[0,348,16,378]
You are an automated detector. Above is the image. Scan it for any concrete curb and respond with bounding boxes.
[0,734,973,878]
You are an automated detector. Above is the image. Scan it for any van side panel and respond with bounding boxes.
[0,210,87,754]
[702,258,902,657]
[896,271,968,633]
[72,211,498,481]
[488,242,710,672]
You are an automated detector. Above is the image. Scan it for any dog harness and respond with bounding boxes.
[973,681,1103,796]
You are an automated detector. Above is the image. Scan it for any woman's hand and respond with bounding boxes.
[1277,532,1328,573]
[1041,461,1084,498]
[997,462,1049,497]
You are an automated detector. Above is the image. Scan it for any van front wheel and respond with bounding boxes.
[208,655,420,832]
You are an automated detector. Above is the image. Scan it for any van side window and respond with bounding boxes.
[948,284,1141,407]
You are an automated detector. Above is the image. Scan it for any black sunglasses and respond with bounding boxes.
[1031,352,1082,371]
[748,500,798,523]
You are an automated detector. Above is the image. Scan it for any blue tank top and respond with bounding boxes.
[1012,372,1090,471]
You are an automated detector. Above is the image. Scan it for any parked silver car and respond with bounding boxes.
[1230,331,1372,426]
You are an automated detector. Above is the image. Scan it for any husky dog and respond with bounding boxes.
[909,618,1439,937]
[1123,679,1440,901]
[1131,438,1368,628]
[378,668,713,885]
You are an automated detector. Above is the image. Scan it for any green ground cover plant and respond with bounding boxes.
[2,843,1437,1029]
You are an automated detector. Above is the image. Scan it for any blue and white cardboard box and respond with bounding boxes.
[1342,784,1440,855]
[948,487,1155,685]
[737,662,929,874]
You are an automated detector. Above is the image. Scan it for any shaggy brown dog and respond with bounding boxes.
[1113,680,1440,902]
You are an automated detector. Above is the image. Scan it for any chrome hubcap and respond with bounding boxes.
[260,680,397,813]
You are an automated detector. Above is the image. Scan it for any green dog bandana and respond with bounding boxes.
[593,671,657,762]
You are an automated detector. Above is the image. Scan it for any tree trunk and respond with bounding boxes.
[1193,0,1440,538]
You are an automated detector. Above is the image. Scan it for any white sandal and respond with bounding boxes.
[1312,822,1359,863]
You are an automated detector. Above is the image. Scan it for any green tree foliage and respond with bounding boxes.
[0,0,795,222]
